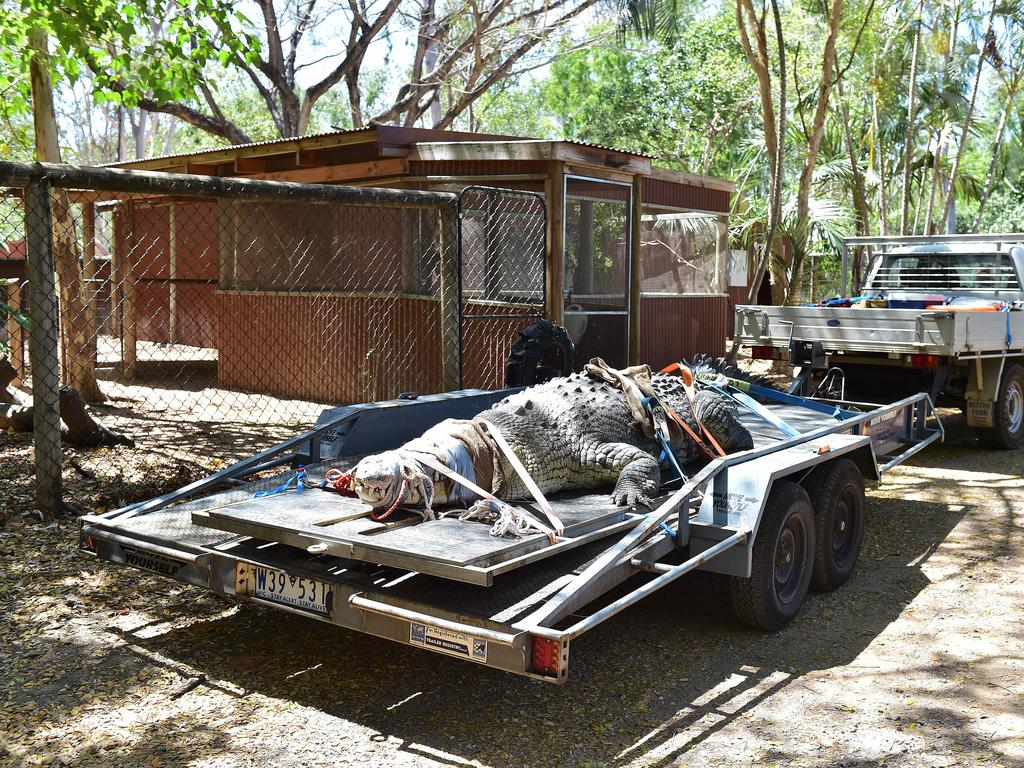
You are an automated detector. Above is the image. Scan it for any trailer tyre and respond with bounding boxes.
[803,458,865,592]
[976,364,1024,450]
[504,320,575,388]
[728,481,815,631]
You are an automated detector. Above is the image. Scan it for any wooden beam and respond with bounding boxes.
[295,149,320,167]
[233,157,267,174]
[553,144,650,176]
[647,164,735,192]
[111,128,379,171]
[244,158,408,184]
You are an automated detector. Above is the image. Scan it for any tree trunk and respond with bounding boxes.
[973,82,1019,232]
[836,75,870,236]
[28,28,104,404]
[785,0,843,304]
[901,1,924,235]
[873,94,889,235]
[941,0,997,232]
[924,126,947,234]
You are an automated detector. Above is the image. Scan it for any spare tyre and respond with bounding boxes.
[504,319,575,387]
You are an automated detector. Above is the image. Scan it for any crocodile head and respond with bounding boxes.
[351,451,432,510]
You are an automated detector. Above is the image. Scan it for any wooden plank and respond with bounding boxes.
[243,158,408,184]
[410,141,555,163]
[233,157,267,174]
[629,174,642,365]
[547,162,564,327]
[648,164,735,192]
[198,489,629,570]
[553,144,650,175]
[113,129,379,171]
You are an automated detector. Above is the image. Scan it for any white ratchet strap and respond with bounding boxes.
[409,452,558,543]
[479,421,566,536]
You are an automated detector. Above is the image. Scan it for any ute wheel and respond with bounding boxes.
[729,481,814,631]
[504,320,575,387]
[803,458,865,592]
[977,364,1024,450]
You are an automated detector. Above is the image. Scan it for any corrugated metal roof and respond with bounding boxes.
[106,125,653,168]
[103,126,378,168]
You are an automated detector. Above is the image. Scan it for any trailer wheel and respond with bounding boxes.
[728,481,814,631]
[977,364,1024,450]
[803,458,865,592]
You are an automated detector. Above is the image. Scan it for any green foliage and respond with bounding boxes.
[0,0,258,143]
[542,16,757,175]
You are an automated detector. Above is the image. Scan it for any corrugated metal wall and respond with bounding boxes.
[639,294,730,366]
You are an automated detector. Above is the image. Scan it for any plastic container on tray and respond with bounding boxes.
[885,292,946,310]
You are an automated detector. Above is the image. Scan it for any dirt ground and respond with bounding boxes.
[1,415,1022,768]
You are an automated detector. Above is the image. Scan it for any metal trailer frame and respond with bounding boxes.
[79,387,942,683]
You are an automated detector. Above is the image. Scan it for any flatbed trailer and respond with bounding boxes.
[735,234,1024,449]
[79,385,942,683]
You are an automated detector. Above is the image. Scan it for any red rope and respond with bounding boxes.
[323,469,356,496]
[321,469,408,522]
[369,478,409,522]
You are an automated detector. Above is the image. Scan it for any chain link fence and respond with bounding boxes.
[458,186,547,389]
[0,162,546,512]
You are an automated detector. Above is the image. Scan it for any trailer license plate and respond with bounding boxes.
[246,565,332,616]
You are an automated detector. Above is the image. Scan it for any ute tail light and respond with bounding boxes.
[751,345,776,360]
[531,636,563,677]
[910,354,939,368]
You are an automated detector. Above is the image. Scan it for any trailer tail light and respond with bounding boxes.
[751,345,776,360]
[531,636,562,677]
[910,354,938,368]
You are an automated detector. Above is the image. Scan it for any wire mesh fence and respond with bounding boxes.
[458,186,547,388]
[0,162,546,512]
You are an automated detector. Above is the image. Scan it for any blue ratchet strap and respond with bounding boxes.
[1004,305,1014,348]
[724,378,855,421]
[642,396,687,482]
[254,465,306,498]
[704,382,802,438]
[659,522,676,538]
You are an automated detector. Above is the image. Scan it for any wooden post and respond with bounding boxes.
[547,162,564,326]
[714,215,730,294]
[168,202,177,344]
[628,175,643,366]
[81,201,99,383]
[24,175,62,513]
[119,200,137,380]
[217,198,237,289]
[6,279,24,387]
[438,205,461,391]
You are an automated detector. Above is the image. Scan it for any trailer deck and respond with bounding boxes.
[80,385,943,682]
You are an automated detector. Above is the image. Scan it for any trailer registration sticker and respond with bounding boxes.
[410,622,487,663]
[241,564,332,617]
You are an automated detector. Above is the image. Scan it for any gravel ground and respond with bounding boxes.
[1,416,1022,768]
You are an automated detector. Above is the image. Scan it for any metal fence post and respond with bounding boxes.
[24,174,62,513]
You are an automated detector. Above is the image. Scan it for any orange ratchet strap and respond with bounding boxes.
[658,362,727,458]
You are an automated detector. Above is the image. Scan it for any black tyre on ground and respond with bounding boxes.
[976,363,1024,450]
[504,320,575,388]
[803,458,865,592]
[728,480,815,631]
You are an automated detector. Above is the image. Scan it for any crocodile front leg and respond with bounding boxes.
[582,442,661,507]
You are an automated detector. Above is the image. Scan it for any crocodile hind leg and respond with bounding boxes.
[693,389,754,452]
[585,442,662,507]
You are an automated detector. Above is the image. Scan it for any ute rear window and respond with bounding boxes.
[866,252,1022,291]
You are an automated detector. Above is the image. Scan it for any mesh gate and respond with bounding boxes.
[457,186,547,389]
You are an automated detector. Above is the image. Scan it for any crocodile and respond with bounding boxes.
[349,365,753,523]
